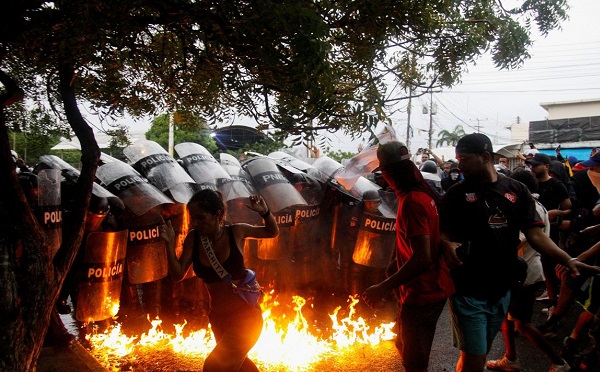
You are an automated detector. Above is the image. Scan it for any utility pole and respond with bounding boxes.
[168,111,175,156]
[406,86,413,150]
[471,117,488,133]
[427,90,436,150]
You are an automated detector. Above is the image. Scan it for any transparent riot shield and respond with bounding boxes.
[254,208,296,292]
[219,153,260,225]
[352,211,396,268]
[257,208,295,260]
[37,169,62,257]
[118,207,168,284]
[97,161,173,216]
[38,154,124,210]
[76,230,128,322]
[124,140,198,203]
[242,157,306,212]
[175,142,231,191]
[345,210,395,295]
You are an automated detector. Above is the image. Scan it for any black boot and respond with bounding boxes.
[562,336,581,366]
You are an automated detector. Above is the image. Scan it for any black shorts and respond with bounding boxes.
[507,282,544,323]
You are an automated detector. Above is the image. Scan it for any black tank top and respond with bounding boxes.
[192,226,247,283]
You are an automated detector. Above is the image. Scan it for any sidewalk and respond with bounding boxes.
[37,340,107,372]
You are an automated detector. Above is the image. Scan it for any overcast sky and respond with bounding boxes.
[325,0,600,153]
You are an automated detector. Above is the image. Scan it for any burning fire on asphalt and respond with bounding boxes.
[86,292,397,371]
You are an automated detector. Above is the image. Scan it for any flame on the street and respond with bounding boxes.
[87,292,395,371]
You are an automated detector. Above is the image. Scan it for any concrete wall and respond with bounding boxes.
[540,99,600,120]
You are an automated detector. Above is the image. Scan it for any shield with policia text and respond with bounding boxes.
[175,142,231,192]
[352,209,396,268]
[124,140,199,203]
[242,157,306,277]
[97,160,173,284]
[76,230,128,322]
[38,154,125,210]
[36,168,62,258]
[287,172,331,291]
[219,153,261,225]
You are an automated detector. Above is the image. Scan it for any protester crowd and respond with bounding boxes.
[11,134,600,371]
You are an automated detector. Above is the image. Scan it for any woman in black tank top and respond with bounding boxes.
[160,189,278,371]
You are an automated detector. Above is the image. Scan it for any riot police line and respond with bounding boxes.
[21,140,398,326]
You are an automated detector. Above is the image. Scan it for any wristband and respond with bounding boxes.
[567,257,578,265]
[259,210,271,219]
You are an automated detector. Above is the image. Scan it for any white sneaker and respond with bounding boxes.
[549,360,570,371]
[537,289,550,301]
[486,355,520,371]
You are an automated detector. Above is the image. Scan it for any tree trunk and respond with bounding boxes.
[0,65,99,370]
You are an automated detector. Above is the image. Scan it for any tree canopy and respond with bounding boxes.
[0,1,570,370]
[2,0,569,139]
[436,125,467,147]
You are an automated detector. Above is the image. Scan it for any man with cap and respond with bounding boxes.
[441,162,462,192]
[439,133,599,371]
[526,152,572,317]
[362,141,455,372]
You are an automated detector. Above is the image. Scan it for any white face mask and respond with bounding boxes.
[588,170,600,193]
[450,173,459,181]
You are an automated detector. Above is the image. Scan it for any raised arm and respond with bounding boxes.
[160,218,193,281]
[525,226,600,277]
[235,195,279,239]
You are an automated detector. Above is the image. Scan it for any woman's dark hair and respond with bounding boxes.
[188,189,226,215]
[510,168,539,193]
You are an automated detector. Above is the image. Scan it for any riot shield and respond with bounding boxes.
[37,169,62,257]
[175,142,231,191]
[269,151,327,184]
[347,177,396,217]
[256,208,295,260]
[219,154,261,224]
[76,230,128,322]
[311,155,357,200]
[242,157,306,212]
[124,140,198,203]
[118,207,169,284]
[352,211,396,268]
[38,154,124,210]
[254,208,296,292]
[96,161,173,216]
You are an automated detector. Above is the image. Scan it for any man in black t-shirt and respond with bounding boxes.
[526,152,572,310]
[527,153,571,221]
[439,133,596,372]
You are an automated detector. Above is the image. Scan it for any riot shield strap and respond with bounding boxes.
[128,224,162,246]
[252,171,290,188]
[294,205,321,221]
[36,205,62,229]
[359,214,396,235]
[273,210,296,228]
[181,153,219,167]
[106,175,146,194]
[133,153,177,174]
[82,259,125,283]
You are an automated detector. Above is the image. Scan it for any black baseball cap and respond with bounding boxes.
[455,133,496,155]
[373,141,411,172]
[526,153,551,167]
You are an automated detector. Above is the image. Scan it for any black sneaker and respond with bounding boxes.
[562,336,580,365]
